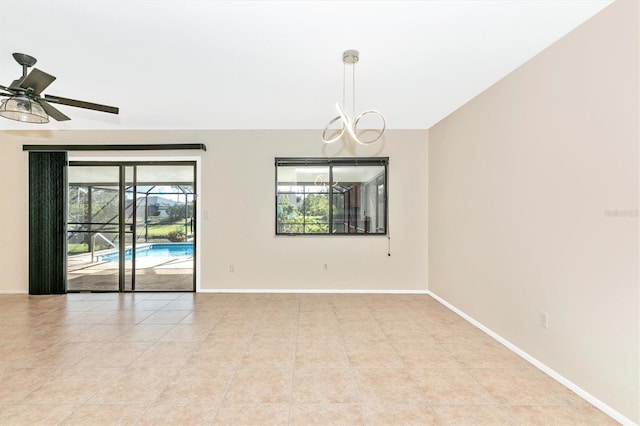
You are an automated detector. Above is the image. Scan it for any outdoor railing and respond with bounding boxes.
[91,232,117,263]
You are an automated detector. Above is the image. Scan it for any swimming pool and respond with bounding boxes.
[99,243,193,262]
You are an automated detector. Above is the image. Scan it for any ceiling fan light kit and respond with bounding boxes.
[322,50,386,146]
[0,52,119,124]
[0,95,49,123]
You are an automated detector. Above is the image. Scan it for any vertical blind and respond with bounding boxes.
[29,151,67,294]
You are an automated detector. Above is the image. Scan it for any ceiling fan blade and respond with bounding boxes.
[19,68,56,95]
[0,84,16,95]
[44,94,119,115]
[39,100,71,121]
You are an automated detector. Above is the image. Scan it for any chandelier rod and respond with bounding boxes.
[342,61,346,114]
[352,59,356,121]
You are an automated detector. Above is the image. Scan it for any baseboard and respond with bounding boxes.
[0,290,29,294]
[198,288,430,294]
[427,290,636,426]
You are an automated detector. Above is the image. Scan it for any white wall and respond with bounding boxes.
[428,0,639,422]
[0,129,428,293]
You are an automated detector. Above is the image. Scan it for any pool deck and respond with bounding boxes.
[68,251,194,291]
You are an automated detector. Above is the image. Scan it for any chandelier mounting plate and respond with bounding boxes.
[342,50,359,64]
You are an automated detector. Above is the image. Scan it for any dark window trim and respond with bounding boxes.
[275,157,386,166]
[275,157,389,236]
[23,143,206,152]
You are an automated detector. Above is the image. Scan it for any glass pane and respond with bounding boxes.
[276,166,330,234]
[367,183,377,232]
[377,183,385,232]
[67,166,120,291]
[67,231,120,291]
[137,165,194,184]
[134,165,195,291]
[332,165,385,234]
[68,165,120,185]
[302,193,329,233]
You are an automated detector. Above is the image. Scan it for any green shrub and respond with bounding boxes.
[167,229,186,242]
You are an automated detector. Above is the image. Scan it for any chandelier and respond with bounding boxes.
[322,50,386,146]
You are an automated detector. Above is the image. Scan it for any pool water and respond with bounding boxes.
[100,243,193,262]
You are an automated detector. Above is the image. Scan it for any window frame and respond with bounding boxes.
[275,157,389,236]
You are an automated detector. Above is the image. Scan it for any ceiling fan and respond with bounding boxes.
[0,52,119,123]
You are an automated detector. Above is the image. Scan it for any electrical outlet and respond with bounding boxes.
[539,311,549,329]
[230,264,235,273]
[323,263,328,272]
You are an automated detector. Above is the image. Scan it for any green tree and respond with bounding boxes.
[304,194,329,221]
[164,202,194,223]
[277,193,330,234]
[277,196,302,233]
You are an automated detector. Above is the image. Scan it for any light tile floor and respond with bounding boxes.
[0,292,618,425]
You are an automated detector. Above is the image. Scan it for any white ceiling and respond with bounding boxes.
[0,0,613,131]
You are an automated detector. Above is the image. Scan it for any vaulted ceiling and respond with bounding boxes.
[0,0,612,130]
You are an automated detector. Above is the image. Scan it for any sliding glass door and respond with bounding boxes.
[66,162,196,292]
[67,165,121,291]
[132,165,196,291]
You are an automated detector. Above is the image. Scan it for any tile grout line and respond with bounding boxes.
[287,297,301,426]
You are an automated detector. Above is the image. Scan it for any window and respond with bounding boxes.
[276,157,388,235]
